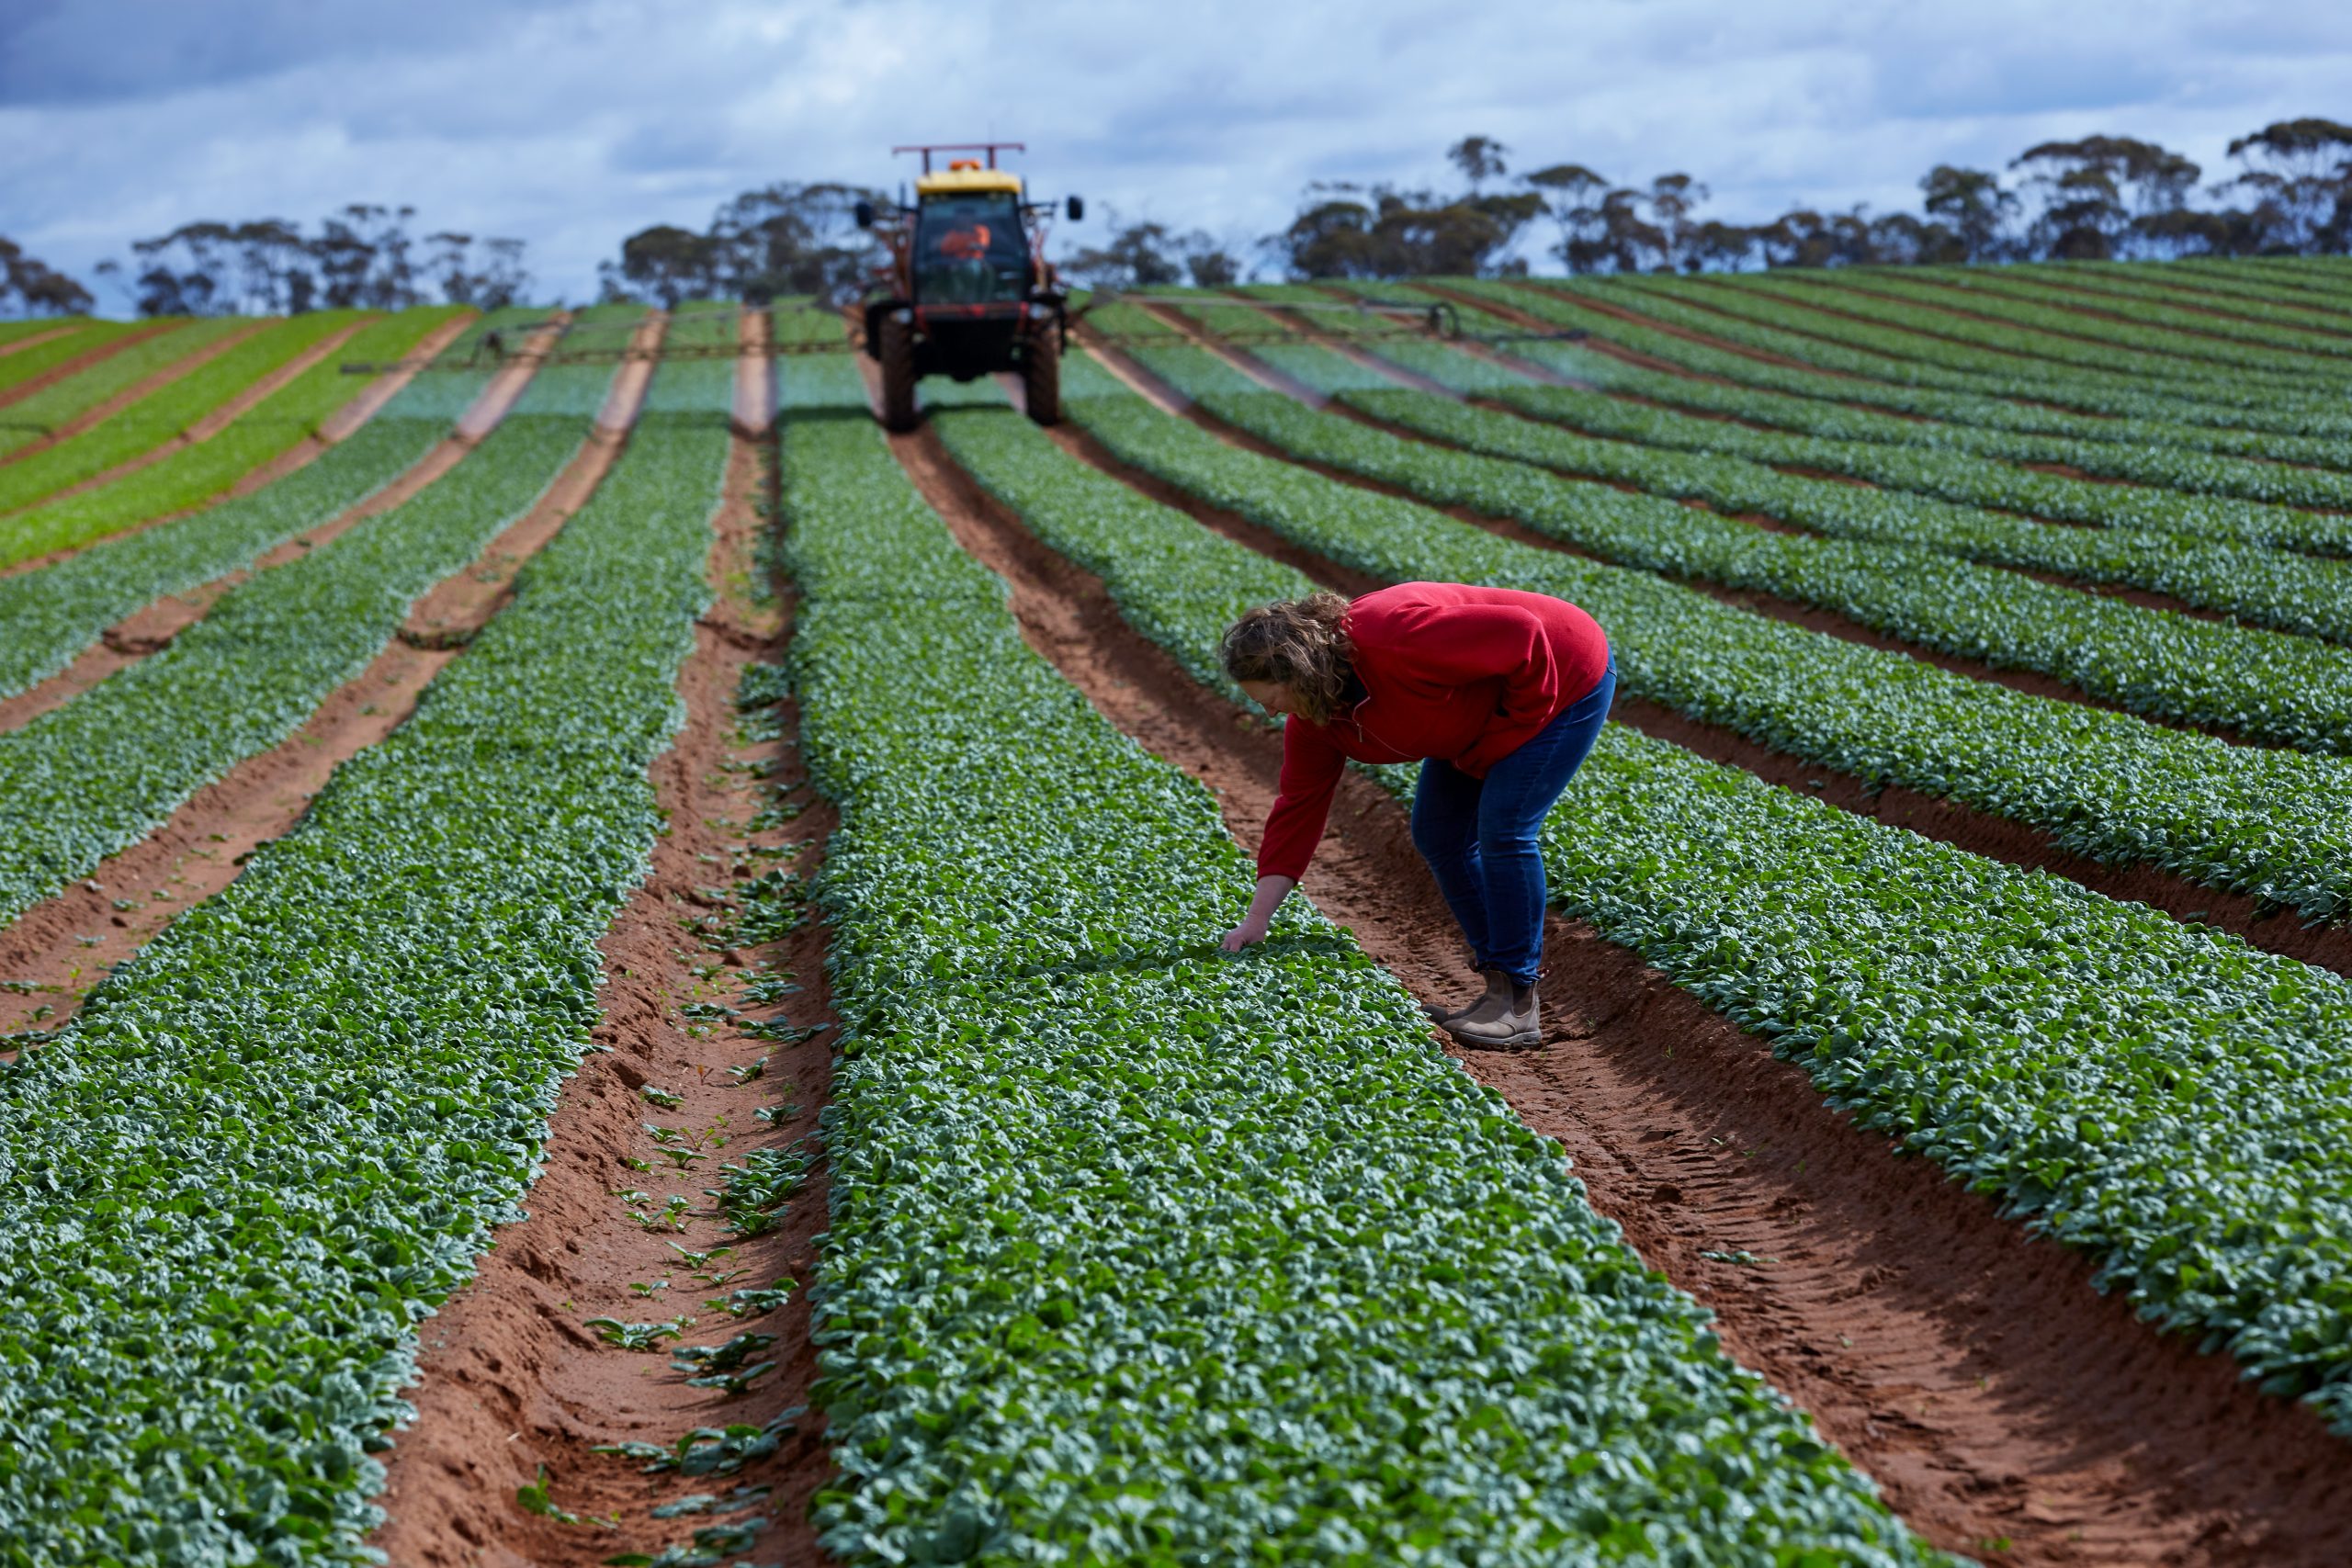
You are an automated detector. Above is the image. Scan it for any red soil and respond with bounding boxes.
[368,375,837,1568]
[732,310,775,436]
[888,412,2352,1566]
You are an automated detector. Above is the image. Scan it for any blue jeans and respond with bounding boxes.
[1409,658,1616,988]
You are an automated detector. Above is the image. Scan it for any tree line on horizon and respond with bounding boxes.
[1252,115,2352,282]
[0,206,530,319]
[584,114,2352,303]
[2,115,2346,318]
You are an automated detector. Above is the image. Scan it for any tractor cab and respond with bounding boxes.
[854,143,1081,432]
[911,171,1032,305]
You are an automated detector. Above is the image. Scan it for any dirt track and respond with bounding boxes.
[368,394,835,1568]
[884,398,2352,1565]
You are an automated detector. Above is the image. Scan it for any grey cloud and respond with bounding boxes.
[0,0,573,107]
[1,0,2344,310]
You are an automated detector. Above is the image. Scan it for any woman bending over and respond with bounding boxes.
[1219,581,1615,1050]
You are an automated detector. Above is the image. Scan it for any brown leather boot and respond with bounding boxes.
[1422,964,1507,1026]
[1445,973,1540,1049]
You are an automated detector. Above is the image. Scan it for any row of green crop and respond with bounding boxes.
[762,297,847,349]
[0,318,147,395]
[0,309,470,570]
[0,309,537,705]
[2148,256,2352,313]
[1430,277,2352,472]
[780,354,1943,1564]
[1861,265,2352,367]
[968,362,2352,1434]
[0,319,253,457]
[1092,341,2352,919]
[1486,376,2352,555]
[0,311,373,515]
[1998,261,2352,336]
[0,318,81,350]
[1439,272,2352,479]
[1734,270,2351,391]
[2203,256,2352,302]
[1383,358,2352,649]
[1543,275,2352,439]
[0,355,729,1565]
[1648,270,2352,421]
[0,338,630,931]
[1166,299,2352,648]
[1455,304,2352,512]
[1165,339,2352,757]
[1204,290,2352,642]
[1078,298,1193,342]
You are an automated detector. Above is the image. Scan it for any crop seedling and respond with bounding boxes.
[584,1317,694,1352]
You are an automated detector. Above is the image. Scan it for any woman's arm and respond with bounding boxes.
[1221,874,1296,952]
[1257,717,1347,883]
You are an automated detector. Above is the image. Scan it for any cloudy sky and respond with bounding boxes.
[4,0,2346,310]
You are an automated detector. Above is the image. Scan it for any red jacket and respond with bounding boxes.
[1257,582,1609,882]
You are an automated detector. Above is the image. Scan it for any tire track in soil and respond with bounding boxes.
[368,412,839,1568]
[1049,350,2352,981]
[0,320,270,465]
[887,416,2352,1567]
[0,315,546,735]
[0,319,658,1043]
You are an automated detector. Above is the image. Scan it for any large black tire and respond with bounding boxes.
[877,313,919,433]
[1023,324,1061,426]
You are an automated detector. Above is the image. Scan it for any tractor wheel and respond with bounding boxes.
[1023,324,1062,426]
[877,314,919,433]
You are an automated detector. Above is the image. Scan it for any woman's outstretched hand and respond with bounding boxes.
[1220,874,1295,954]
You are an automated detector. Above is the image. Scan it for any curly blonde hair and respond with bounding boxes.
[1220,592,1356,724]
